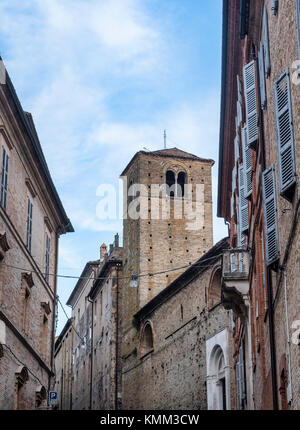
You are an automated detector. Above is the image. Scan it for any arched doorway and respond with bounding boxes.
[208,345,227,410]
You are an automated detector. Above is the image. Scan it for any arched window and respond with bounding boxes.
[15,366,29,410]
[177,172,186,197]
[166,171,175,197]
[208,268,222,309]
[140,322,154,358]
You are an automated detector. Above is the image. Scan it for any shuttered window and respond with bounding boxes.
[273,69,296,198]
[26,197,33,252]
[236,344,246,410]
[239,165,248,234]
[0,147,9,210]
[242,126,252,199]
[45,233,50,283]
[262,5,271,77]
[239,344,246,402]
[243,61,258,149]
[258,41,266,109]
[237,75,243,126]
[262,166,278,265]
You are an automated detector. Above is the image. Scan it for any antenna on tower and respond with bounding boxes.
[164,130,167,149]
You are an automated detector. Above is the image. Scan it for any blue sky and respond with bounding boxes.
[0,0,227,333]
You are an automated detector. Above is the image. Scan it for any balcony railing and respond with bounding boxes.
[221,249,250,317]
[222,249,250,282]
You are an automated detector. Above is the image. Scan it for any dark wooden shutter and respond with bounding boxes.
[1,147,9,210]
[26,198,33,251]
[242,126,252,199]
[273,69,296,197]
[262,5,271,77]
[262,166,278,265]
[258,41,266,109]
[239,165,248,233]
[45,234,50,283]
[243,61,258,149]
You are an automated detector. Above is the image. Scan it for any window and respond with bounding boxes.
[45,233,50,283]
[22,288,30,334]
[15,366,29,410]
[273,69,296,200]
[166,170,187,197]
[40,314,48,357]
[0,147,9,210]
[262,165,279,265]
[243,60,258,149]
[166,170,175,197]
[238,165,249,235]
[208,268,222,309]
[241,126,252,199]
[262,5,270,77]
[177,172,186,197]
[236,343,246,410]
[26,198,33,252]
[140,322,154,358]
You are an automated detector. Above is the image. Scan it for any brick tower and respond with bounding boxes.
[120,148,214,358]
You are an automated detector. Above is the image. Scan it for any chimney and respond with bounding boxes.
[114,233,119,248]
[100,243,107,263]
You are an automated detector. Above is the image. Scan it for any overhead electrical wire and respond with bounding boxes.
[1,253,222,283]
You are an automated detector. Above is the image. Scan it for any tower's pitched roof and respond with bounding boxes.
[120,147,214,176]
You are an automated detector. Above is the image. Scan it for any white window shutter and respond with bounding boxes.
[262,5,271,77]
[242,125,252,199]
[243,61,258,149]
[239,165,248,233]
[262,165,278,265]
[273,69,296,197]
[258,41,266,109]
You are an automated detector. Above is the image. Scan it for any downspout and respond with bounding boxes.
[256,44,278,410]
[49,230,59,404]
[283,271,292,404]
[267,268,278,409]
[115,265,120,410]
[244,296,254,409]
[88,295,94,410]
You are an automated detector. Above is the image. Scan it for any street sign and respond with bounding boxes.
[49,391,58,406]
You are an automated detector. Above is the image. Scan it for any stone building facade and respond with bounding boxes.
[122,238,236,410]
[55,235,123,410]
[218,0,300,410]
[88,237,123,410]
[120,148,214,400]
[66,260,99,410]
[0,60,73,409]
[54,318,74,410]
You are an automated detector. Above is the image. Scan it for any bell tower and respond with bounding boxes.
[120,147,214,357]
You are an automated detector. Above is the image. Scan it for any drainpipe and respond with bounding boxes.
[256,46,278,410]
[267,268,278,410]
[115,265,120,410]
[49,230,59,403]
[283,271,293,404]
[244,296,254,409]
[88,296,94,410]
